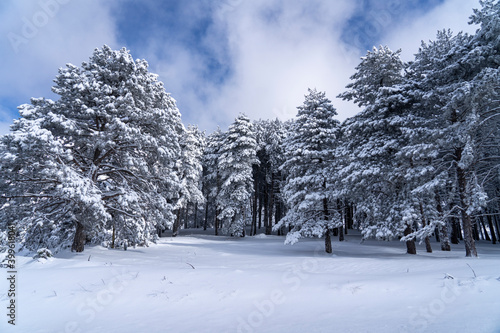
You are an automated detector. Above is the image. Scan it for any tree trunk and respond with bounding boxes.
[424,236,432,253]
[456,161,478,257]
[263,187,269,234]
[321,181,333,253]
[472,219,480,240]
[487,213,497,244]
[418,202,432,253]
[275,192,282,236]
[71,221,86,252]
[404,224,417,255]
[495,214,500,241]
[215,207,220,236]
[252,170,258,236]
[480,216,490,241]
[434,227,440,242]
[266,177,274,235]
[194,202,198,229]
[338,200,344,241]
[204,199,209,231]
[325,229,332,254]
[439,224,451,251]
[347,203,354,230]
[184,203,189,229]
[111,225,116,248]
[258,191,263,230]
[338,224,344,242]
[173,209,181,237]
[450,217,460,244]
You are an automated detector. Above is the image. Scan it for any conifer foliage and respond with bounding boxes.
[217,114,258,236]
[275,89,340,253]
[0,46,184,252]
[1,1,500,258]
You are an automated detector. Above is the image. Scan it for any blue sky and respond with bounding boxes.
[0,0,478,135]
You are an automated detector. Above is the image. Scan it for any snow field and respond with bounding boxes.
[1,230,500,333]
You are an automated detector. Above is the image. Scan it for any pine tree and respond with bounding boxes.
[173,125,206,236]
[337,47,422,254]
[406,26,487,257]
[275,88,340,253]
[217,114,258,236]
[202,128,226,235]
[0,46,183,252]
[252,119,287,235]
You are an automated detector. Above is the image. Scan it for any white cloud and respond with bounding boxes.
[173,0,362,132]
[0,0,482,136]
[159,0,480,134]
[0,0,118,126]
[384,0,479,61]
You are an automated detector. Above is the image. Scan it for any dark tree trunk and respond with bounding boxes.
[194,202,198,229]
[456,161,478,257]
[258,192,263,230]
[173,209,181,237]
[325,229,332,254]
[252,168,259,236]
[338,200,344,242]
[322,187,333,253]
[434,191,450,251]
[439,224,451,251]
[495,215,500,241]
[111,225,116,248]
[338,224,344,242]
[252,190,258,236]
[215,208,220,236]
[72,221,86,252]
[275,193,282,236]
[266,177,274,235]
[184,203,189,229]
[472,219,480,240]
[480,216,490,241]
[263,186,269,234]
[450,217,460,244]
[347,203,354,230]
[424,236,432,253]
[404,225,417,255]
[251,198,257,236]
[487,214,497,244]
[204,199,209,231]
[418,202,432,253]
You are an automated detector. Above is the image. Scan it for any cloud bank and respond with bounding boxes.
[0,0,118,134]
[0,0,481,135]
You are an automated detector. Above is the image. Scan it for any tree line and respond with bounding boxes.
[1,1,499,257]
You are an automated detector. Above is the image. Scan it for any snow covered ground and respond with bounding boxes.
[1,230,500,333]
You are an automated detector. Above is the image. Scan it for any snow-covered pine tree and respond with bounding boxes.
[0,45,183,252]
[217,114,258,236]
[202,128,225,234]
[275,88,340,253]
[337,46,423,254]
[338,46,406,108]
[173,125,206,236]
[0,102,99,251]
[465,0,500,249]
[252,118,287,235]
[405,12,498,256]
[400,30,472,253]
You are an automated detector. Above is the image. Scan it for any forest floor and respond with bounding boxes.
[1,229,500,333]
